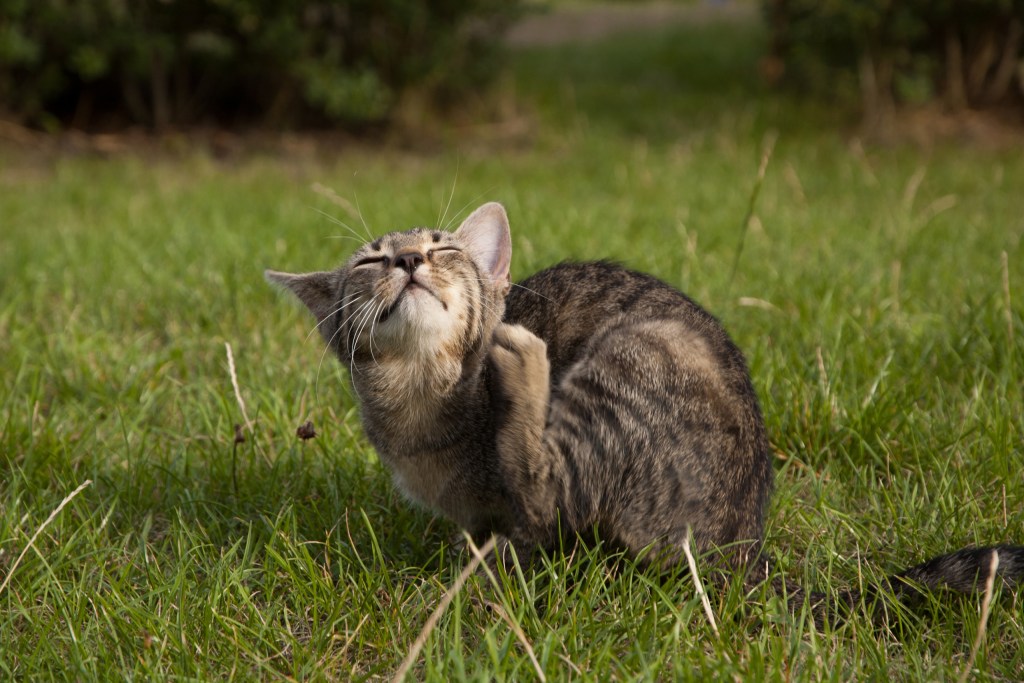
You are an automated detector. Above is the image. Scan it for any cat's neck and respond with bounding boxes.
[351,351,495,524]
[352,351,488,442]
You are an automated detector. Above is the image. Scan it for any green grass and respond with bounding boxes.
[2,15,1023,681]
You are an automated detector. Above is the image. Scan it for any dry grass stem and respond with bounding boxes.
[1003,484,1008,527]
[783,162,806,205]
[483,600,547,683]
[729,129,778,286]
[891,259,902,316]
[311,182,361,220]
[1002,251,1013,349]
[901,165,927,214]
[848,138,880,186]
[392,535,497,683]
[757,130,779,182]
[816,346,832,405]
[329,613,369,670]
[224,342,253,433]
[957,549,1000,683]
[682,526,719,636]
[917,194,957,224]
[737,297,779,312]
[465,536,547,682]
[0,479,93,596]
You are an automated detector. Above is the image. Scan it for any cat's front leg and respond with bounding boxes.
[491,324,550,432]
[490,324,562,546]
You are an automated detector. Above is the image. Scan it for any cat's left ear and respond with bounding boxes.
[265,269,338,323]
[454,202,512,291]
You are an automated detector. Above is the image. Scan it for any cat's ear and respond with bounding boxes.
[454,202,512,289]
[265,269,338,323]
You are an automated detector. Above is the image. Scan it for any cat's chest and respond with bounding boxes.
[388,454,455,509]
[363,393,497,529]
[363,409,463,510]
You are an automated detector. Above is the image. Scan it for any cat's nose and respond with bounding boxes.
[395,250,425,274]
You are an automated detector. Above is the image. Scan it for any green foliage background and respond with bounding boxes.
[0,0,519,129]
[764,0,1024,117]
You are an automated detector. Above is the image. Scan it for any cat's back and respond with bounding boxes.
[504,261,748,389]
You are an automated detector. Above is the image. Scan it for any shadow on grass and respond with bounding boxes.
[143,438,453,572]
[2,419,454,577]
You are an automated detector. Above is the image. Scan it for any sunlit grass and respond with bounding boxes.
[2,14,1022,682]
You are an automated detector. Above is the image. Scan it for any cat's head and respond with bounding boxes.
[267,202,512,367]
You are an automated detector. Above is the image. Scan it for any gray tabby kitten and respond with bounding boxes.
[268,202,1023,612]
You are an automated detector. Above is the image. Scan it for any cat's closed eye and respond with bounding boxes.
[355,255,389,268]
[427,246,461,259]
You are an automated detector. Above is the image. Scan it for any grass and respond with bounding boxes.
[2,13,1023,682]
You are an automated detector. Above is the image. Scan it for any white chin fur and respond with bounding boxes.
[374,290,458,352]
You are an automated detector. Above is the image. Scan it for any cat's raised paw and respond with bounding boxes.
[490,324,550,414]
[492,323,547,360]
[491,324,549,380]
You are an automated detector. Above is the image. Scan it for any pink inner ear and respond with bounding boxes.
[454,202,512,285]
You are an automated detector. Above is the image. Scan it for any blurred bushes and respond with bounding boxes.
[764,0,1024,127]
[0,0,521,130]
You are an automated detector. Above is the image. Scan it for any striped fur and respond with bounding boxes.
[268,202,1023,618]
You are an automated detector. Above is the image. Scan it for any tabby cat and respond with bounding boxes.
[268,202,1023,614]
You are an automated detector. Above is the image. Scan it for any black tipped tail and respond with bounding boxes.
[772,545,1024,626]
[887,544,1024,602]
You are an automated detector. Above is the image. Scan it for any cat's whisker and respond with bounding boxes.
[324,235,366,245]
[474,297,506,325]
[334,295,379,333]
[437,161,460,232]
[467,325,491,366]
[326,296,373,352]
[315,297,377,400]
[313,305,354,405]
[465,275,555,303]
[349,297,380,366]
[310,206,373,244]
[352,187,374,242]
[305,292,365,342]
[453,277,511,324]
[441,187,498,233]
[352,301,383,375]
[366,299,388,367]
[348,349,359,382]
[372,298,391,360]
[346,312,361,382]
[509,282,554,302]
[335,313,372,387]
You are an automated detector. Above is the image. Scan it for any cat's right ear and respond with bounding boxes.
[265,269,338,323]
[454,202,512,291]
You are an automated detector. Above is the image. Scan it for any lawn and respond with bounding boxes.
[2,12,1023,682]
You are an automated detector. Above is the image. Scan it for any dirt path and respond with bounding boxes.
[505,1,757,47]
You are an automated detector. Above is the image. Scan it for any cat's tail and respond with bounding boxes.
[888,544,1024,598]
[772,544,1024,625]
